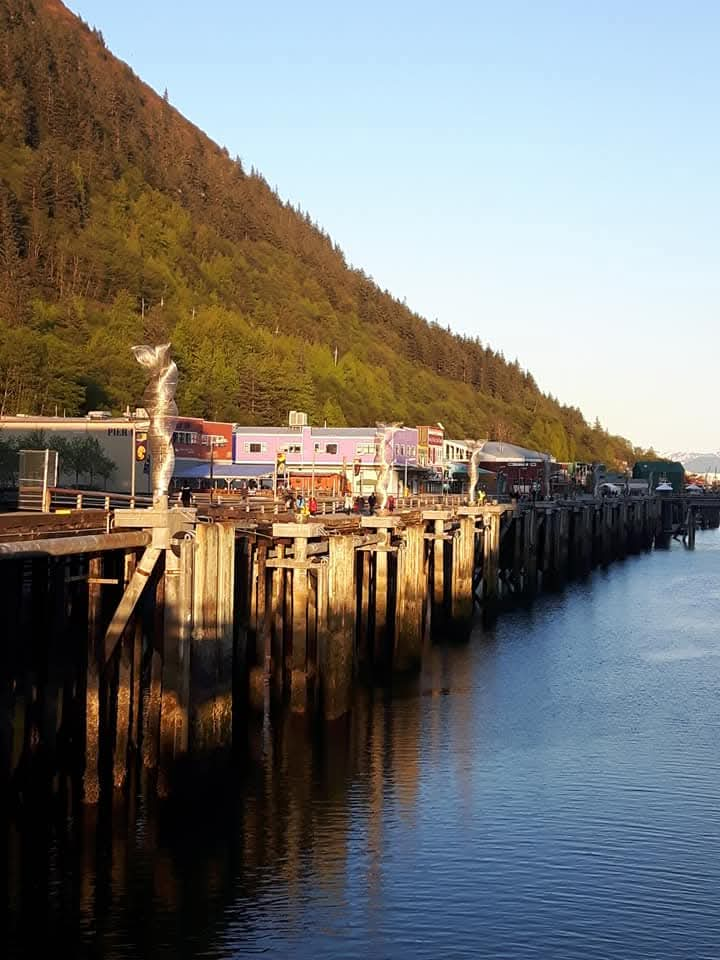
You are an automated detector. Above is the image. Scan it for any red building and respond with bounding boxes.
[172,418,233,487]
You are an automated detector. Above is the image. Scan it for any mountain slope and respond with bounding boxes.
[0,0,640,465]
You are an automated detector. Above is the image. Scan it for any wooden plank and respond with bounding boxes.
[102,545,162,663]
[0,530,150,558]
[0,509,108,543]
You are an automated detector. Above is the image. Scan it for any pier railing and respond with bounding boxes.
[28,488,494,516]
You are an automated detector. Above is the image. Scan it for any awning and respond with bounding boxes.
[173,462,272,480]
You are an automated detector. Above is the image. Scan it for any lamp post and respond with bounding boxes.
[130,420,136,505]
[208,433,228,504]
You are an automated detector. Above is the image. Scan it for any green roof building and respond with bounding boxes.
[632,460,685,493]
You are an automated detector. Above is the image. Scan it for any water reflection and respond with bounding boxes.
[6,533,720,959]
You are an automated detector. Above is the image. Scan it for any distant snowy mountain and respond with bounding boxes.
[661,451,720,473]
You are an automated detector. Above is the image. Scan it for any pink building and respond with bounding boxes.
[232,425,424,495]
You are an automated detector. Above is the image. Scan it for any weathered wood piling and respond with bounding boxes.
[2,491,716,802]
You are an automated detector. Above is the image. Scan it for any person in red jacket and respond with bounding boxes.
[308,495,318,516]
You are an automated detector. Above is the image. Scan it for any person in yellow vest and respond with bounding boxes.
[478,488,487,505]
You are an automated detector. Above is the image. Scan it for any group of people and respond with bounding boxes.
[342,492,395,515]
[281,489,397,516]
[284,491,319,516]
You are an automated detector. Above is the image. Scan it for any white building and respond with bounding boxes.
[0,412,149,493]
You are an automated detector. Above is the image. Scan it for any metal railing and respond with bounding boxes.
[48,487,153,513]
[38,487,495,517]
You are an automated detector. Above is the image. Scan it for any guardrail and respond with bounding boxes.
[13,486,503,517]
[48,488,153,512]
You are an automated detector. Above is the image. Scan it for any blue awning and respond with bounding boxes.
[173,462,273,480]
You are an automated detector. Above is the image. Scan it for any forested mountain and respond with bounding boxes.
[0,0,641,465]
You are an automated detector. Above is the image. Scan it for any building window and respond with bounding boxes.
[325,443,338,455]
[356,443,374,455]
[287,444,301,454]
[173,431,197,445]
[244,441,266,453]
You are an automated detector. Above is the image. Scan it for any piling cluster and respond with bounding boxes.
[1,493,707,803]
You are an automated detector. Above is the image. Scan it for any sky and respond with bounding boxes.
[67,0,720,452]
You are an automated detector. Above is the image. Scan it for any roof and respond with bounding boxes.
[232,426,378,437]
[478,441,551,462]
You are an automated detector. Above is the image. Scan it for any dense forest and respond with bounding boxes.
[0,0,645,466]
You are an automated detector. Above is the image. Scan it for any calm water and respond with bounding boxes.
[5,533,720,959]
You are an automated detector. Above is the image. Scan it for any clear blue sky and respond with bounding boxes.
[67,0,720,452]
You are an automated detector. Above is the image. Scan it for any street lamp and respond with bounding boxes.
[208,434,227,503]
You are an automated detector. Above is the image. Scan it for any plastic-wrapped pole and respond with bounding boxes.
[468,446,483,504]
[132,343,179,508]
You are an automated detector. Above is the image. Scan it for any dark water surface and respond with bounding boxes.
[5,534,720,959]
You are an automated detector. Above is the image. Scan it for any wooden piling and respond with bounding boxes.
[358,550,372,670]
[270,543,285,692]
[217,523,235,739]
[450,516,476,632]
[191,523,235,748]
[291,534,309,712]
[143,562,164,770]
[83,555,103,803]
[113,550,135,789]
[482,512,500,604]
[395,523,425,671]
[318,535,356,719]
[524,508,537,594]
[374,541,389,667]
[158,537,193,796]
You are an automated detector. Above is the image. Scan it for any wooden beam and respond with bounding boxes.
[102,545,162,664]
[0,530,150,559]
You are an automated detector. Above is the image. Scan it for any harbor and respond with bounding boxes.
[6,516,720,960]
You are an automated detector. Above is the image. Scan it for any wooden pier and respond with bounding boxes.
[1,492,714,803]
